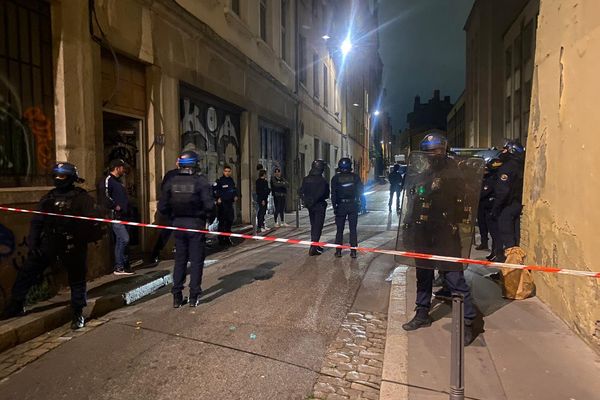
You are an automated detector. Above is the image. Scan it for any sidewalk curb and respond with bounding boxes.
[380,266,409,400]
[0,270,172,354]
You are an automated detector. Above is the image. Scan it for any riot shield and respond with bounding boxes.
[395,152,485,271]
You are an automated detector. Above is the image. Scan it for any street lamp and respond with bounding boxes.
[341,37,352,57]
[374,110,380,116]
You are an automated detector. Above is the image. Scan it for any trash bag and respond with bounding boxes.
[501,246,535,300]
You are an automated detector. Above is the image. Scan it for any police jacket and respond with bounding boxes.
[255,178,270,203]
[388,170,404,188]
[331,172,363,207]
[479,171,497,210]
[100,173,129,214]
[270,176,289,197]
[299,168,330,208]
[213,176,238,202]
[158,169,215,221]
[491,154,524,215]
[29,186,99,248]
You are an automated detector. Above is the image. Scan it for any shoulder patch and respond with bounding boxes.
[500,174,509,181]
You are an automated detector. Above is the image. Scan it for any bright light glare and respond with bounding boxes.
[322,34,330,40]
[374,110,380,116]
[380,140,384,144]
[341,37,352,56]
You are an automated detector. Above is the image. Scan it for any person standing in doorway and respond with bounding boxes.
[213,165,238,246]
[270,168,289,227]
[101,159,134,275]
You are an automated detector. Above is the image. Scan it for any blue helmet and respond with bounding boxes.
[52,162,84,183]
[503,139,525,154]
[178,151,199,168]
[420,133,448,152]
[338,157,352,172]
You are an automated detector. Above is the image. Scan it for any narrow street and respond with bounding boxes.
[0,187,399,400]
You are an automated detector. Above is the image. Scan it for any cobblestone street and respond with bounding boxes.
[311,311,387,400]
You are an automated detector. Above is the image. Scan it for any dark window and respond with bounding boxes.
[323,64,328,108]
[260,0,267,42]
[313,52,319,98]
[514,34,522,71]
[231,0,240,15]
[523,19,534,62]
[312,0,319,20]
[505,47,512,79]
[314,138,320,160]
[281,0,288,61]
[299,35,307,84]
[505,96,512,137]
[0,0,54,187]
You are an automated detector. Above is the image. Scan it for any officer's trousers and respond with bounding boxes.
[335,203,359,247]
[477,205,490,245]
[172,230,206,299]
[415,267,476,320]
[11,240,87,310]
[217,201,235,243]
[498,202,522,254]
[388,185,401,209]
[308,203,326,244]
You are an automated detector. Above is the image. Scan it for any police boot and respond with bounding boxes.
[402,308,432,331]
[350,250,357,259]
[189,292,201,307]
[464,320,475,346]
[71,309,85,330]
[1,300,25,320]
[335,248,342,258]
[173,293,188,308]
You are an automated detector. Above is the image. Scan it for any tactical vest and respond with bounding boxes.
[336,173,358,201]
[169,173,204,218]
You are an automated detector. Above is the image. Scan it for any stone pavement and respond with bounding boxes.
[311,311,386,400]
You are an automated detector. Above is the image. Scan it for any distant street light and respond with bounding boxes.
[380,140,384,144]
[341,37,353,56]
[374,110,381,116]
[353,103,360,107]
[322,34,330,40]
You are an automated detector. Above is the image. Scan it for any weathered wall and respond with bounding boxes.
[522,0,600,350]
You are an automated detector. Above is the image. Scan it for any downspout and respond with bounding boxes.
[294,0,301,228]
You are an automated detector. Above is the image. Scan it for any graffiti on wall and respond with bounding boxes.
[23,107,53,174]
[180,94,241,185]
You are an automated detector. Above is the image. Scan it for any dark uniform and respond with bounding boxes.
[491,141,525,262]
[151,168,179,262]
[213,172,238,245]
[300,160,330,256]
[332,158,363,258]
[401,133,477,345]
[2,163,102,329]
[477,170,495,249]
[388,164,404,211]
[158,152,214,307]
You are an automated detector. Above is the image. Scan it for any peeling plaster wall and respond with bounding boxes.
[522,0,600,351]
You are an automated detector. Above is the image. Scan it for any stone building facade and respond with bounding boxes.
[0,0,382,310]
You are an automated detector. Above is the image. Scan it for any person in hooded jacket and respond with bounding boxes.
[299,160,330,256]
[255,169,270,232]
[270,168,289,227]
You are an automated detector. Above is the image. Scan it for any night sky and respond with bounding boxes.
[378,0,474,131]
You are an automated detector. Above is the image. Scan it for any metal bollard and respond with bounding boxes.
[449,293,465,400]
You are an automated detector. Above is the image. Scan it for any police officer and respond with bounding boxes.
[388,163,404,212]
[401,134,477,345]
[491,139,525,262]
[300,160,330,256]
[158,151,214,308]
[1,163,101,329]
[213,164,238,246]
[481,157,503,261]
[476,152,501,251]
[331,158,363,259]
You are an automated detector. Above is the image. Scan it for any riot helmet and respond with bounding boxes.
[178,151,199,169]
[52,162,84,189]
[338,157,352,172]
[502,139,525,155]
[419,133,448,153]
[311,159,326,174]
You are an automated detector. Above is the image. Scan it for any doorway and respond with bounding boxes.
[102,112,146,266]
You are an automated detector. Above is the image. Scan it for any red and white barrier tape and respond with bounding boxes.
[0,205,598,279]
